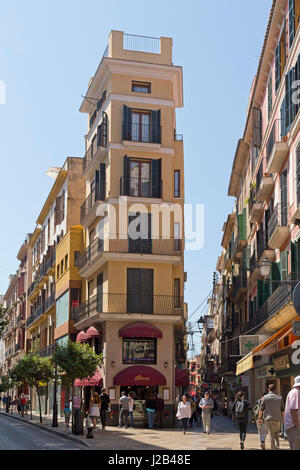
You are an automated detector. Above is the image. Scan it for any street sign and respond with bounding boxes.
[292,282,300,315]
[292,320,300,337]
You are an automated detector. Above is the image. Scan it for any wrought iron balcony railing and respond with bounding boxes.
[120,176,162,198]
[26,303,45,328]
[45,292,55,313]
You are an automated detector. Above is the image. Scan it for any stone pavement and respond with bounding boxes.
[0,408,291,450]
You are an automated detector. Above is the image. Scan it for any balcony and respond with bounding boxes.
[266,119,289,174]
[26,303,45,329]
[72,293,183,325]
[45,292,55,313]
[46,248,56,275]
[80,189,105,227]
[255,160,274,202]
[16,313,25,326]
[83,118,108,178]
[15,343,22,353]
[249,186,264,224]
[120,177,162,199]
[224,243,233,272]
[268,203,290,249]
[78,236,182,278]
[257,228,275,263]
[39,344,55,357]
[250,252,261,281]
[122,122,161,145]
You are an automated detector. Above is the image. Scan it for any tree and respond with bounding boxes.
[0,375,13,394]
[9,354,54,423]
[53,340,102,431]
[0,305,8,339]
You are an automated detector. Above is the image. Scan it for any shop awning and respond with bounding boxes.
[113,366,166,386]
[236,353,254,376]
[74,371,103,387]
[119,322,163,339]
[76,331,87,343]
[86,326,102,339]
[175,368,189,386]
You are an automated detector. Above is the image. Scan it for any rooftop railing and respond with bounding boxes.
[123,34,160,54]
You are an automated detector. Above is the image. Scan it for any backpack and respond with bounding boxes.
[252,400,261,420]
[234,400,246,418]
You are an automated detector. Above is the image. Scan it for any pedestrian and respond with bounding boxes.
[20,394,27,418]
[228,396,235,420]
[128,392,135,428]
[118,391,130,428]
[231,391,251,450]
[154,393,164,429]
[258,384,284,450]
[2,395,7,412]
[176,395,192,434]
[195,396,202,426]
[17,396,21,414]
[11,396,17,413]
[199,391,214,434]
[253,393,268,450]
[189,396,196,427]
[88,392,101,430]
[100,387,110,431]
[145,393,157,430]
[284,375,300,451]
[5,395,10,414]
[63,403,72,428]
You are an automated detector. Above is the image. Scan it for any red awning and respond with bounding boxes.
[113,366,166,386]
[74,371,103,387]
[76,331,87,343]
[86,326,102,339]
[175,368,189,386]
[119,322,163,339]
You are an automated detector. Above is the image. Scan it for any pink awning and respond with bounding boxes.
[119,322,163,339]
[113,366,166,386]
[74,371,103,387]
[76,331,87,343]
[85,326,102,339]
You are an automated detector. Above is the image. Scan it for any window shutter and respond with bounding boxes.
[252,107,262,149]
[97,273,103,312]
[102,112,108,146]
[97,124,102,147]
[280,251,288,281]
[151,110,161,143]
[289,0,295,48]
[94,170,100,201]
[123,155,130,196]
[291,241,296,279]
[257,280,264,308]
[122,105,131,140]
[275,43,281,93]
[60,191,65,224]
[100,163,106,201]
[151,159,161,198]
[281,98,287,138]
[285,67,295,130]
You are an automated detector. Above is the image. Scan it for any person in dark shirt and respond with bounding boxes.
[232,391,252,450]
[155,393,165,429]
[100,387,110,431]
[145,393,157,429]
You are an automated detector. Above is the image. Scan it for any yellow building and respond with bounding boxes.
[73,30,187,424]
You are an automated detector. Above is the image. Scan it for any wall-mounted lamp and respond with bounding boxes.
[111,361,115,368]
[164,361,168,369]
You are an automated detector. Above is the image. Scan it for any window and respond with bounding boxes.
[132,81,151,94]
[128,213,152,254]
[122,105,161,143]
[174,170,180,197]
[174,279,180,308]
[174,223,181,251]
[130,159,151,196]
[122,156,161,198]
[122,338,157,364]
[64,254,68,271]
[289,0,295,49]
[57,264,60,279]
[268,75,273,120]
[74,251,80,267]
[70,288,81,308]
[132,110,151,142]
[47,218,50,244]
[127,268,153,314]
[60,260,64,275]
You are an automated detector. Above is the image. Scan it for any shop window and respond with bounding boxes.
[122,338,157,364]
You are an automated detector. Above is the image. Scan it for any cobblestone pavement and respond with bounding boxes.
[0,409,291,451]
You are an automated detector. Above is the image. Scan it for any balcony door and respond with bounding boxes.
[132,111,150,142]
[128,213,152,254]
[127,268,153,314]
[130,160,151,197]
[280,170,288,226]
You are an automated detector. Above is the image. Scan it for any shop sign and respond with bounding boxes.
[273,355,290,371]
[134,375,150,382]
[255,365,276,379]
[239,336,260,356]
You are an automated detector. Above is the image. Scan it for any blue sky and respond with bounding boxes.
[0,0,272,354]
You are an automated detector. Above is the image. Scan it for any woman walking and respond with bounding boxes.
[232,391,252,450]
[253,393,268,450]
[88,392,101,430]
[176,395,192,434]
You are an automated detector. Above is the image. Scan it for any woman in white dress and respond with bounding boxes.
[89,392,101,429]
[176,395,192,434]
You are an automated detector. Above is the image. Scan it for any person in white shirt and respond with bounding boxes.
[284,375,300,450]
[176,395,191,434]
[128,393,135,428]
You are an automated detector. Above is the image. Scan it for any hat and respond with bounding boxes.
[294,376,300,388]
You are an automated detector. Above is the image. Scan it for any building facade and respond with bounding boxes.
[203,0,300,406]
[72,30,187,425]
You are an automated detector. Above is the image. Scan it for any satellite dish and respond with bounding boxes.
[292,282,300,315]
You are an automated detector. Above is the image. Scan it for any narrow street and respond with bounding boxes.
[0,414,86,450]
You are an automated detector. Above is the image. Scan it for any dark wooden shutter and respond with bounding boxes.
[270,262,281,294]
[123,155,130,196]
[257,280,264,308]
[127,268,153,314]
[94,170,100,201]
[102,112,108,146]
[60,191,65,224]
[100,163,106,201]
[285,68,295,130]
[141,268,154,314]
[151,110,161,143]
[97,123,102,147]
[122,105,131,140]
[252,107,262,149]
[280,170,288,226]
[289,0,295,48]
[275,43,281,93]
[151,159,161,198]
[128,213,152,254]
[97,273,103,312]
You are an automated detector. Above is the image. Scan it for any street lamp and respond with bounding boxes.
[52,341,58,427]
[259,258,272,278]
[197,317,205,332]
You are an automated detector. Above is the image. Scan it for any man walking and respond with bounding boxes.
[258,384,284,450]
[155,393,164,429]
[284,375,300,450]
[100,388,110,431]
[199,391,214,434]
[232,391,251,450]
[118,391,130,429]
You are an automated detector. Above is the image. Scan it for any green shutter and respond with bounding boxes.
[271,262,281,293]
[281,251,288,281]
[257,280,264,308]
